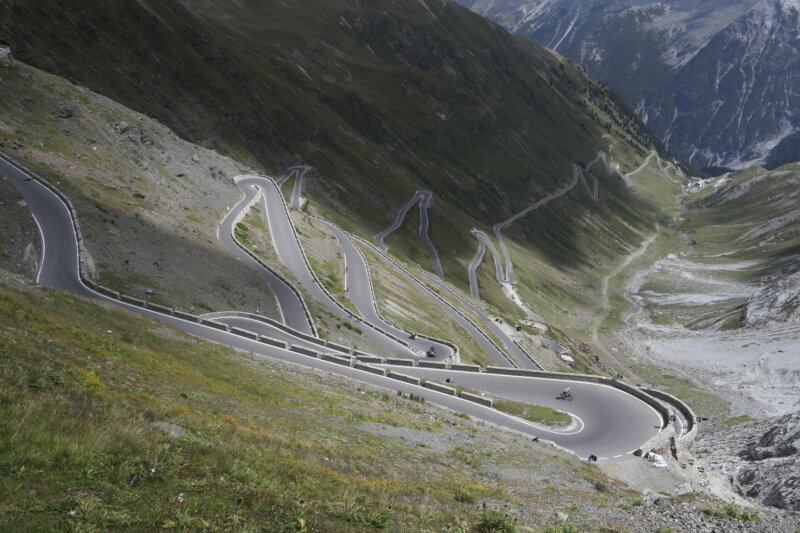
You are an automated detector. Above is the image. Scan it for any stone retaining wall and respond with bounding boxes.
[230,327,258,340]
[418,360,447,369]
[645,388,697,442]
[322,353,352,366]
[386,358,414,367]
[354,363,386,376]
[290,345,318,357]
[459,391,493,407]
[387,371,420,386]
[200,319,228,331]
[423,381,456,396]
[355,355,384,364]
[259,336,287,349]
[449,363,481,372]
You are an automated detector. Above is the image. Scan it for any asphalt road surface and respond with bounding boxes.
[218,180,314,334]
[238,175,419,358]
[315,217,455,362]
[386,366,663,459]
[416,270,542,370]
[1,152,664,460]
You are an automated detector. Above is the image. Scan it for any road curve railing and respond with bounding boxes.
[249,174,421,357]
[643,388,697,442]
[226,179,317,335]
[4,151,698,459]
[308,213,460,363]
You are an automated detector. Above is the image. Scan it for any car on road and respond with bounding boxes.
[425,346,437,357]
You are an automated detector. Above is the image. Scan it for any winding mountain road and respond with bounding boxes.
[2,152,668,460]
[623,150,657,187]
[352,233,518,368]
[238,175,420,358]
[314,216,456,361]
[218,180,314,334]
[468,229,505,300]
[470,151,639,302]
[375,190,444,278]
[492,164,595,285]
[416,269,542,370]
[277,165,309,205]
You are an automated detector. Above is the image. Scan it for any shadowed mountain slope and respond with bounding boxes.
[1,0,675,333]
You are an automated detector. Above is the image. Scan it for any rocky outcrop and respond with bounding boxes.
[697,412,800,512]
[745,271,800,327]
[0,45,13,65]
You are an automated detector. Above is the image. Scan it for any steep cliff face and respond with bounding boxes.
[457,0,800,173]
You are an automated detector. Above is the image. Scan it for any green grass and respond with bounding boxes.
[357,241,497,367]
[492,399,571,427]
[702,504,760,522]
[723,415,756,426]
[0,273,527,531]
[632,363,730,419]
[292,213,359,314]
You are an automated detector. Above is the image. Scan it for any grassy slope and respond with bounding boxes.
[356,241,497,367]
[1,0,673,342]
[0,270,648,532]
[685,164,800,267]
[0,169,40,277]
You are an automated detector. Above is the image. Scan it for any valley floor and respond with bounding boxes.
[611,165,800,420]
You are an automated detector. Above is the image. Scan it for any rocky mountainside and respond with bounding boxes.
[457,0,800,173]
[697,412,800,513]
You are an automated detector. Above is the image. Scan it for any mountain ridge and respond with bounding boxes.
[457,0,800,172]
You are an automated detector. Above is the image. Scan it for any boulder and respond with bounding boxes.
[0,46,13,66]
